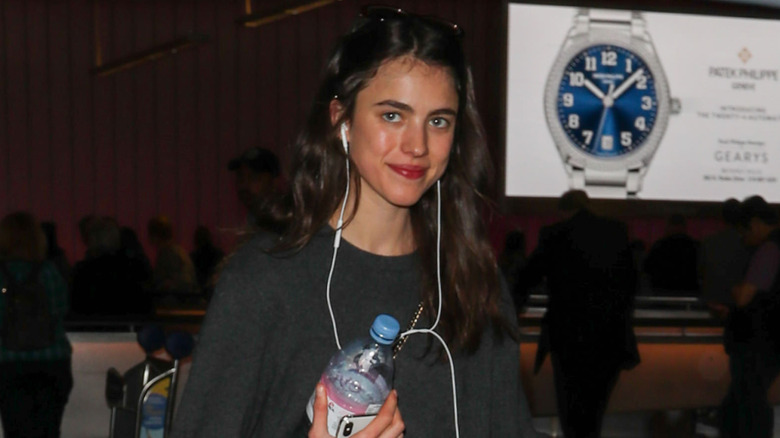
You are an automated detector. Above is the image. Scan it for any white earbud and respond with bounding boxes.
[340,123,349,154]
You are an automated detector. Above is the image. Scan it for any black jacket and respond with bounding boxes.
[517,209,639,373]
[726,228,780,354]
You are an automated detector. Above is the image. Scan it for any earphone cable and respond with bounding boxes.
[326,244,343,350]
[397,180,459,438]
[326,127,352,350]
[399,328,459,438]
[432,180,443,331]
[326,156,458,436]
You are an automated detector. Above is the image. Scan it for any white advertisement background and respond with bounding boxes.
[506,4,780,202]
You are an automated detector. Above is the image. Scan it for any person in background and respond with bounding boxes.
[644,214,700,296]
[41,221,71,286]
[147,216,198,302]
[0,212,72,438]
[719,195,780,438]
[498,228,527,308]
[629,239,651,296]
[71,217,152,316]
[190,226,224,301]
[517,190,638,438]
[699,198,751,320]
[77,214,97,258]
[120,226,152,284]
[228,147,283,233]
[173,6,537,437]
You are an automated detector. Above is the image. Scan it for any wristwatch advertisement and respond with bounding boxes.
[543,9,678,198]
[506,3,780,202]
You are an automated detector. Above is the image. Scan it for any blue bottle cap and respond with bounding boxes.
[370,314,400,345]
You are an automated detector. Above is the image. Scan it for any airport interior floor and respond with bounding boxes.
[1,333,776,438]
[532,407,780,437]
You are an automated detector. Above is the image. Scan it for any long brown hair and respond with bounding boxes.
[265,8,509,353]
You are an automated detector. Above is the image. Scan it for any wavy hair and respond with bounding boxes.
[266,9,509,353]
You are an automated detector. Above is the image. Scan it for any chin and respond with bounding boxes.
[386,189,433,208]
[391,199,422,209]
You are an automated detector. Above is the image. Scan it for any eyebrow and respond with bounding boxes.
[375,99,458,116]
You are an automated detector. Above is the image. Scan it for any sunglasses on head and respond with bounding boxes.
[359,5,464,38]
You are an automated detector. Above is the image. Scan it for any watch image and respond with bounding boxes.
[544,9,680,198]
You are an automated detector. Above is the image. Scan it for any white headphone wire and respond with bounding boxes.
[325,173,459,436]
[399,328,459,438]
[396,180,459,438]
[326,126,351,350]
[432,179,443,331]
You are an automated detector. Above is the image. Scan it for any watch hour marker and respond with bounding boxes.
[567,114,580,129]
[602,50,617,66]
[636,74,647,90]
[569,72,585,86]
[641,96,653,110]
[585,56,597,71]
[582,130,593,145]
[621,131,632,147]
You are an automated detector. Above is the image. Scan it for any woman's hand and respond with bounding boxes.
[308,383,405,438]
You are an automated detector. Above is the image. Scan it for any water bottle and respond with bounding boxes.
[306,314,400,435]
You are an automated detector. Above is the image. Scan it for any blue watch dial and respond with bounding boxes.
[556,44,658,158]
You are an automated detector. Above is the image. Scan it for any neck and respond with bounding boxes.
[329,192,415,256]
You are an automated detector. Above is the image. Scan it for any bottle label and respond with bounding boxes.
[306,390,367,436]
[365,403,382,415]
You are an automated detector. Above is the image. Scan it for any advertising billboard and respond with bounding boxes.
[506,3,780,202]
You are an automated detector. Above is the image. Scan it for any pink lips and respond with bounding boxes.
[388,164,427,180]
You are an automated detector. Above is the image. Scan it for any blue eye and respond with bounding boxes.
[382,112,400,122]
[429,117,451,128]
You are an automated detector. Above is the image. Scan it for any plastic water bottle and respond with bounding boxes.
[306,314,400,435]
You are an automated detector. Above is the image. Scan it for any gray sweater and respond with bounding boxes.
[172,229,537,437]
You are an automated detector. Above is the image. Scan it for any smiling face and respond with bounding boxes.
[335,56,459,213]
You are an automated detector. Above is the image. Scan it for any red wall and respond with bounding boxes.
[0,0,505,263]
[0,0,726,266]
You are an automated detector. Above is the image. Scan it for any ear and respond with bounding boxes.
[329,99,346,130]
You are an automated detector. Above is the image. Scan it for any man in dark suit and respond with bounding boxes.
[719,195,780,438]
[517,190,639,438]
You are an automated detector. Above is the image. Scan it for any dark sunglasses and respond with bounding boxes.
[359,5,464,38]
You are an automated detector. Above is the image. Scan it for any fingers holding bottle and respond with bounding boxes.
[354,390,405,438]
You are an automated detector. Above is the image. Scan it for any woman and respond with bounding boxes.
[173,6,536,437]
[0,212,72,438]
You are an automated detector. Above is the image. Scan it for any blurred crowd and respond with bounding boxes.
[3,213,226,318]
[502,193,780,438]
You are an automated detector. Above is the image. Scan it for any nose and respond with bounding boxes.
[400,122,428,158]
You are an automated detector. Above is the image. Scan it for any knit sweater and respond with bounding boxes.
[172,229,537,437]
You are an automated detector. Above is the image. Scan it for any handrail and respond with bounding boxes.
[518,294,726,342]
[524,293,708,311]
[134,367,177,437]
[64,313,204,332]
[635,296,701,305]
